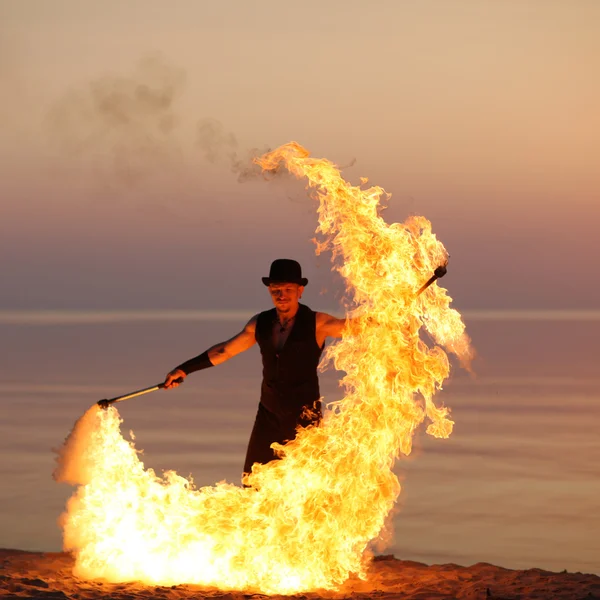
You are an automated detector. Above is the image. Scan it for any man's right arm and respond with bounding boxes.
[163,315,258,388]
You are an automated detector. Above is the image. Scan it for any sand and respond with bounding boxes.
[1,549,598,600]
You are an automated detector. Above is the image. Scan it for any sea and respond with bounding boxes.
[0,310,598,576]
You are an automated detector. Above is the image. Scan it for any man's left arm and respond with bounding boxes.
[316,312,346,344]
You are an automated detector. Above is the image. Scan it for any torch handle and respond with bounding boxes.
[416,263,448,296]
[97,379,183,408]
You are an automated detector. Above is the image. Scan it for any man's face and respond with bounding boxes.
[268,283,303,314]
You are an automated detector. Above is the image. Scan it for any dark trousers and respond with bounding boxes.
[243,401,321,476]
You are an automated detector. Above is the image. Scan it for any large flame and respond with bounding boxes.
[55,142,473,594]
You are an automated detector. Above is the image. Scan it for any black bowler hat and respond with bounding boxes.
[262,259,308,286]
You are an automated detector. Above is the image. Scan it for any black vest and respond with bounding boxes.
[255,303,323,417]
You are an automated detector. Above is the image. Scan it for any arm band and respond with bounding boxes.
[175,350,214,375]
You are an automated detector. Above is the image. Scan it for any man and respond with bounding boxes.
[163,258,346,477]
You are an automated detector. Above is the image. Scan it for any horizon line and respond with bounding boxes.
[0,308,599,325]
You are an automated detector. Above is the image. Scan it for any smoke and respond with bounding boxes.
[46,55,185,186]
[0,32,31,142]
[195,117,361,215]
[44,54,357,211]
[53,406,104,486]
[196,117,357,187]
[45,55,282,188]
[196,117,273,182]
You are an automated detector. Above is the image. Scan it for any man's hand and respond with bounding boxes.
[163,369,186,389]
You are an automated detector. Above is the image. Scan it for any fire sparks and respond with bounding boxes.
[55,142,473,594]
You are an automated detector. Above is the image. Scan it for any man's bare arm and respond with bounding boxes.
[316,312,346,346]
[164,316,257,388]
[207,316,258,365]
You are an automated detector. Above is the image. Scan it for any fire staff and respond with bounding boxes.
[163,259,345,477]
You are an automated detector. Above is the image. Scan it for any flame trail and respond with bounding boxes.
[56,142,473,594]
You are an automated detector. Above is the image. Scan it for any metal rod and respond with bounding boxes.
[97,383,165,409]
[416,263,448,296]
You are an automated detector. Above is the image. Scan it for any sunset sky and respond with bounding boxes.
[1,1,599,311]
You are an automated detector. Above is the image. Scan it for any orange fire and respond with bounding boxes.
[55,142,473,594]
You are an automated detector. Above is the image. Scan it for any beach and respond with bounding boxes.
[2,549,599,600]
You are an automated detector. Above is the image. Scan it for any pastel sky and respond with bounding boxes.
[1,1,598,310]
